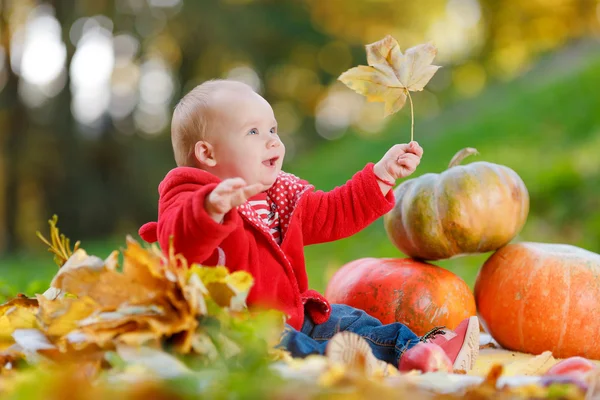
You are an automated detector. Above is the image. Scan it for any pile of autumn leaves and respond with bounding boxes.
[0,218,289,398]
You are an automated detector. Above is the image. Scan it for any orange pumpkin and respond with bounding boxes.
[475,242,600,359]
[384,148,529,261]
[325,258,476,336]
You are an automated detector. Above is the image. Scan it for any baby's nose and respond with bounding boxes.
[267,138,281,148]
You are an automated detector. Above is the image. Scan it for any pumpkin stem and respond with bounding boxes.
[448,148,479,169]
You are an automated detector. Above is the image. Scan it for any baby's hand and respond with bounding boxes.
[206,178,265,223]
[374,141,423,187]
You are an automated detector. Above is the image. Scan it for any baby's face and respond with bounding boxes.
[206,85,285,189]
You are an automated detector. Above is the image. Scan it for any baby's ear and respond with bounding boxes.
[194,141,217,167]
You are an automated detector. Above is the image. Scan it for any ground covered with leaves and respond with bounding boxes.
[1,221,598,399]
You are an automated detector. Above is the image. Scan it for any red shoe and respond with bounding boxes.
[424,316,480,371]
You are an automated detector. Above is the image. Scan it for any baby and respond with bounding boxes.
[139,79,480,371]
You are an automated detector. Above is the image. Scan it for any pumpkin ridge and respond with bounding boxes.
[401,179,422,257]
[418,175,448,259]
[442,169,475,251]
[432,173,454,257]
[556,263,571,353]
[511,168,528,236]
[437,171,463,256]
[497,167,521,240]
[517,251,545,353]
[473,164,494,253]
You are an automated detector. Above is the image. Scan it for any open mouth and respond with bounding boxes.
[262,157,279,167]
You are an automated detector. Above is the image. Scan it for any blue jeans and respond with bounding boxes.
[278,304,420,366]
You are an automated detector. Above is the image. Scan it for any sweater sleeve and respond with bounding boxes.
[157,182,240,264]
[299,163,395,246]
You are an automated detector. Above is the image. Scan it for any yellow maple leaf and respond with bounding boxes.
[0,297,39,342]
[36,295,97,338]
[339,35,441,140]
[471,347,557,377]
[188,265,253,311]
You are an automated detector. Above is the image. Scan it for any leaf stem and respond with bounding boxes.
[406,89,414,142]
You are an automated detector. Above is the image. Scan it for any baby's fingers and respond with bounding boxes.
[408,141,424,157]
[397,153,421,165]
[243,183,265,199]
[216,178,247,194]
[229,184,265,207]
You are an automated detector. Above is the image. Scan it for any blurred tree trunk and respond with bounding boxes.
[47,0,79,240]
[0,3,27,254]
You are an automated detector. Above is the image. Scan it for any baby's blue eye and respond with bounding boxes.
[270,127,277,134]
[248,128,258,135]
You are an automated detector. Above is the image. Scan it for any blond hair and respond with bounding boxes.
[171,79,252,167]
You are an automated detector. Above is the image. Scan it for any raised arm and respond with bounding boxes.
[299,163,395,245]
[300,142,423,245]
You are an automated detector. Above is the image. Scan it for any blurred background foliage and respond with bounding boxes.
[1,0,600,297]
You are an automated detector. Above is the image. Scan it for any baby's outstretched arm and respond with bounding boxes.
[205,178,265,223]
[373,141,423,195]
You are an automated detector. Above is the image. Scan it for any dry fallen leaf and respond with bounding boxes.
[50,249,164,310]
[338,35,441,140]
[188,265,253,311]
[11,329,58,363]
[501,351,555,377]
[37,295,97,338]
[115,344,192,379]
[471,348,557,378]
[0,296,39,343]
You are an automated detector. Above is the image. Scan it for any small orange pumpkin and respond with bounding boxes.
[384,148,529,261]
[325,258,476,336]
[475,242,600,359]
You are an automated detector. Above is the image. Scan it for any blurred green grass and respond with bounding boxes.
[2,46,600,299]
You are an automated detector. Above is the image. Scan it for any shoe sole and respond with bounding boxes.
[452,316,480,371]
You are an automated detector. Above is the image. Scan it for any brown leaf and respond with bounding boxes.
[66,320,142,349]
[121,239,171,292]
[339,35,440,117]
[76,304,197,345]
[50,249,163,309]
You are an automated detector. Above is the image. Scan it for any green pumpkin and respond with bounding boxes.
[384,148,529,260]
